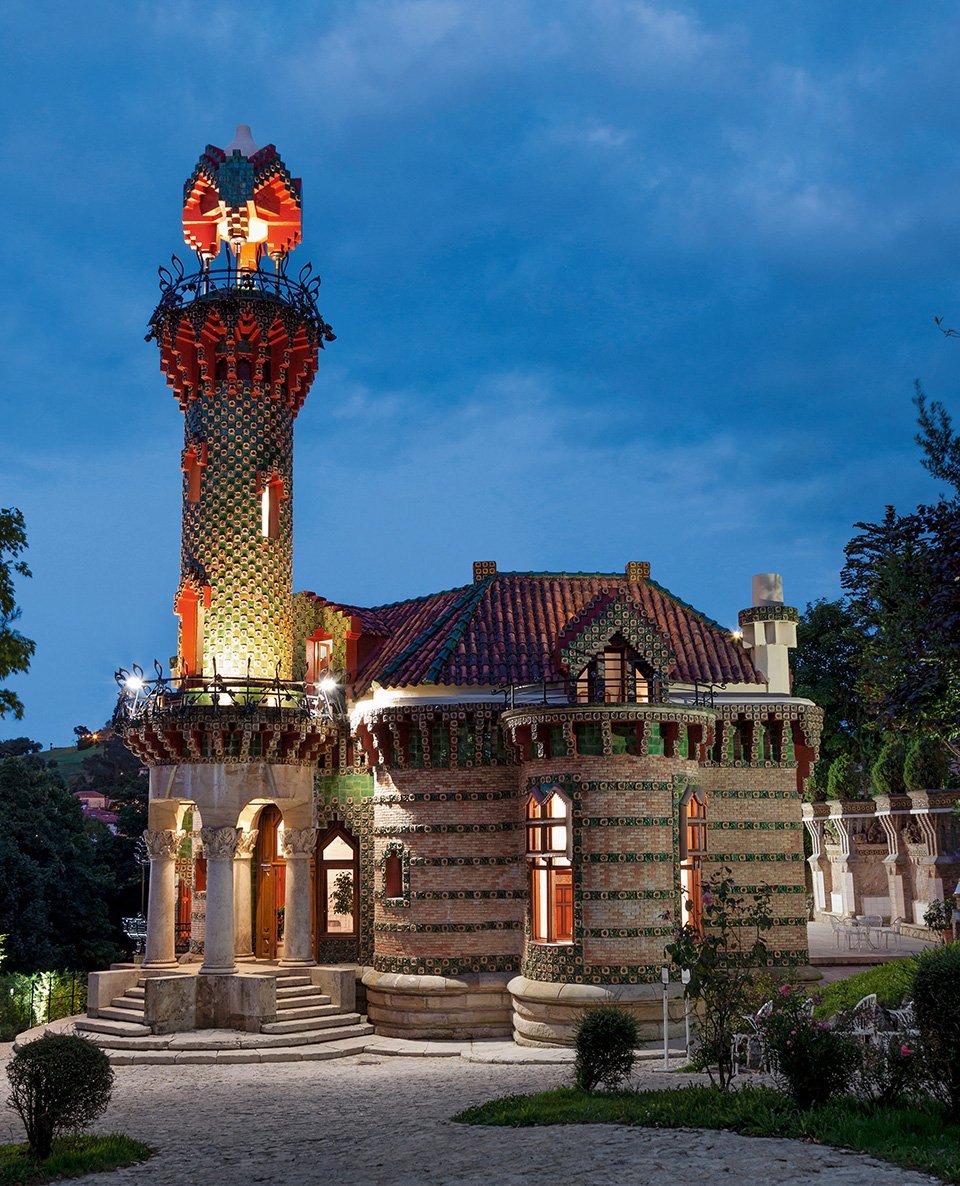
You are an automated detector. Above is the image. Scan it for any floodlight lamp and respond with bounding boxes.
[125,675,145,693]
[318,676,338,694]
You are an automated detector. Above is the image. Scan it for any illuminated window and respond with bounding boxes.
[318,826,358,936]
[306,633,334,685]
[261,476,282,539]
[575,644,649,704]
[526,789,573,944]
[679,788,707,932]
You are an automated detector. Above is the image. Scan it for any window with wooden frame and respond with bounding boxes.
[317,826,359,937]
[305,631,334,686]
[526,788,573,944]
[575,640,650,705]
[679,787,707,932]
[183,444,205,504]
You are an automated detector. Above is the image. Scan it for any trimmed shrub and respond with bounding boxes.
[903,737,950,792]
[871,737,906,796]
[6,1034,114,1160]
[759,985,861,1109]
[574,1007,638,1092]
[913,943,960,1120]
[826,753,862,800]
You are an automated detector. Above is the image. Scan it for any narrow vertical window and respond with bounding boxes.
[680,788,707,932]
[526,789,573,944]
[384,852,403,899]
[184,447,202,504]
[261,476,282,539]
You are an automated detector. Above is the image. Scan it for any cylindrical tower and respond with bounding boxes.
[152,125,334,682]
[114,128,339,1001]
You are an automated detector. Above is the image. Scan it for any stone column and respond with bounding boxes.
[802,817,827,914]
[279,827,318,967]
[200,826,242,975]
[233,829,258,960]
[143,829,185,969]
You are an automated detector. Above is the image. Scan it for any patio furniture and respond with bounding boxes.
[732,1000,772,1075]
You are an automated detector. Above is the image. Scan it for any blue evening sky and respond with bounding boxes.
[3,1,959,745]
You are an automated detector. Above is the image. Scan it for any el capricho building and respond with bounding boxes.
[89,128,823,1047]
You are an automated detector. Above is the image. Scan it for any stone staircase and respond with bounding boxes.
[72,971,374,1064]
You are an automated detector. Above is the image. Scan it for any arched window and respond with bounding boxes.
[526,788,573,944]
[317,826,359,937]
[679,788,707,932]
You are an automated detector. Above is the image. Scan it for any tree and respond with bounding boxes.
[841,388,960,761]
[0,737,41,758]
[0,757,122,971]
[793,599,874,770]
[0,508,34,720]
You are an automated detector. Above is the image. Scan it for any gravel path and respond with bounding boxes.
[0,1050,939,1185]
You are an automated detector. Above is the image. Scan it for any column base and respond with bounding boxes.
[141,959,181,972]
[200,964,239,976]
[278,957,316,969]
[235,949,255,961]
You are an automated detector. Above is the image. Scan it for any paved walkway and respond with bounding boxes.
[0,1044,937,1185]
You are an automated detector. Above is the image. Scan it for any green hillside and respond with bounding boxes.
[44,743,106,785]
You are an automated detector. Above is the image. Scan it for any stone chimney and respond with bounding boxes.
[738,573,799,695]
[473,561,497,582]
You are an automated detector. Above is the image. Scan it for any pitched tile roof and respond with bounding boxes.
[316,571,761,690]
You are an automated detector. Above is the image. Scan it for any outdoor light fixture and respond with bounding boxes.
[318,676,338,694]
[731,629,743,641]
[124,675,145,693]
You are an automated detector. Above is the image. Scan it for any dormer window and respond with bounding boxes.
[575,641,650,704]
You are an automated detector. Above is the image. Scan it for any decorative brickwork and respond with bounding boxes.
[738,605,800,626]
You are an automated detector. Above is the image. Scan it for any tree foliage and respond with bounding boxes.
[0,507,34,720]
[799,387,960,764]
[0,756,123,972]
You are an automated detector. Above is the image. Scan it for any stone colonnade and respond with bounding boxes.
[802,791,960,924]
[142,762,317,974]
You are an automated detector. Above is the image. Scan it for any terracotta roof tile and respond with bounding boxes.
[327,571,760,690]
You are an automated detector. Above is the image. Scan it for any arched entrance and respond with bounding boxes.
[255,805,286,960]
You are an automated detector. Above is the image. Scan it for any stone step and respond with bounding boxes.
[276,984,328,1000]
[272,975,312,988]
[76,1016,152,1038]
[276,995,331,1011]
[97,1006,146,1024]
[110,996,147,1012]
[272,1002,339,1021]
[126,986,146,999]
[260,1011,363,1036]
[104,1028,375,1065]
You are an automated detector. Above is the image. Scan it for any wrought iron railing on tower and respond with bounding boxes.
[146,254,336,344]
[499,676,724,709]
[112,661,343,729]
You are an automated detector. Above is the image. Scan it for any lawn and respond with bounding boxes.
[0,1135,152,1184]
[816,955,918,1016]
[455,1085,960,1183]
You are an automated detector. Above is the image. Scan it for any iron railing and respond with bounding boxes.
[500,676,724,710]
[112,660,342,728]
[146,253,336,343]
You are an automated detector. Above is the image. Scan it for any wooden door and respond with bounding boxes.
[255,806,286,959]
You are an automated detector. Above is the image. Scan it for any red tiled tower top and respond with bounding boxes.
[314,570,761,690]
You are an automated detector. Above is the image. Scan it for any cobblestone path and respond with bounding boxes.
[0,1050,938,1185]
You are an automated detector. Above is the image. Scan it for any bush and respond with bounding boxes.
[871,737,906,795]
[665,869,774,1090]
[855,1032,922,1107]
[758,985,860,1109]
[6,1034,114,1161]
[912,943,960,1120]
[573,1007,638,1092]
[923,895,957,944]
[826,753,862,800]
[903,736,950,791]
[815,956,917,1017]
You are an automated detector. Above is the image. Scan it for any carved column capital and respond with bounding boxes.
[143,829,185,861]
[235,829,259,859]
[200,826,243,861]
[280,826,319,859]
